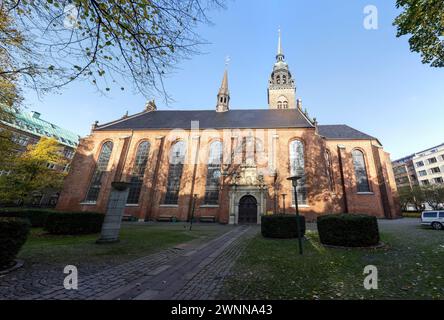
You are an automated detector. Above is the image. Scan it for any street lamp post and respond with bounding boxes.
[287,175,303,255]
[189,194,198,231]
[282,194,287,215]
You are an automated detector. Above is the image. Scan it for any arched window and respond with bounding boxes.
[352,150,370,193]
[85,141,113,202]
[236,136,264,165]
[325,150,334,191]
[127,141,150,204]
[204,141,223,205]
[276,75,281,84]
[282,75,287,84]
[283,101,288,109]
[277,101,282,109]
[164,141,186,204]
[289,140,307,205]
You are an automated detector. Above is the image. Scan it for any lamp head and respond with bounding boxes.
[287,175,303,187]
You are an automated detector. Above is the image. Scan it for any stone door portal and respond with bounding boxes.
[238,195,258,224]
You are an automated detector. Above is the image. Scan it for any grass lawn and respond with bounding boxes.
[221,220,444,300]
[18,223,228,266]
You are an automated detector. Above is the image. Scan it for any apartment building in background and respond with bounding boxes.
[393,143,444,190]
[413,143,444,186]
[392,155,418,189]
[0,108,80,206]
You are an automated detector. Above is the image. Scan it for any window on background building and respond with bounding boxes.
[289,140,307,205]
[127,141,150,205]
[277,101,282,109]
[428,157,437,164]
[434,177,443,184]
[85,141,113,202]
[419,170,427,177]
[395,166,407,174]
[416,161,424,167]
[283,101,288,109]
[63,148,75,159]
[46,163,56,170]
[12,134,30,146]
[421,179,430,185]
[204,141,223,205]
[430,167,441,174]
[398,177,409,184]
[164,141,186,205]
[352,150,370,193]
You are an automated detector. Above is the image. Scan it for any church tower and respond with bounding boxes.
[216,69,230,112]
[267,29,296,109]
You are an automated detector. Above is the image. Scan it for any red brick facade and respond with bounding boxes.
[56,124,401,222]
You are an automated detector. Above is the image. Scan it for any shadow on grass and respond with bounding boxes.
[220,227,444,300]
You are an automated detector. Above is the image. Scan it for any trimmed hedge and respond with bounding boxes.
[44,212,104,235]
[261,215,306,239]
[317,214,380,247]
[402,211,421,218]
[0,218,30,268]
[0,209,53,228]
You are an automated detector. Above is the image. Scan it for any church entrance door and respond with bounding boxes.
[238,195,258,224]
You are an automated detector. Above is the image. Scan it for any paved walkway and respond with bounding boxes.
[1,225,258,300]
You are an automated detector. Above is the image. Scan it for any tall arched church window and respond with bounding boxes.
[283,75,287,84]
[283,101,288,109]
[85,141,114,202]
[235,137,263,165]
[289,140,307,205]
[277,101,283,109]
[164,141,186,204]
[352,150,370,193]
[276,75,281,84]
[127,141,150,204]
[204,141,223,205]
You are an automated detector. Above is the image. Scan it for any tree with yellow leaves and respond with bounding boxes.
[0,137,67,204]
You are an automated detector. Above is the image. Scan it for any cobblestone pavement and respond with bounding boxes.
[0,225,258,300]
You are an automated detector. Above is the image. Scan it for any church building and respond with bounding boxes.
[56,32,401,223]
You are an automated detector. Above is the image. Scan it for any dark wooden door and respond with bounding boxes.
[238,195,258,224]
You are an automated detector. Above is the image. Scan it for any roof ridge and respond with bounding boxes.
[96,110,151,130]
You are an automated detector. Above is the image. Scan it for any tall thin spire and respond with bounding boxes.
[268,28,296,109]
[216,62,230,112]
[276,28,284,61]
[277,28,282,56]
[220,69,228,93]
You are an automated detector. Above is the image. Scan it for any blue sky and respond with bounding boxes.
[23,0,444,160]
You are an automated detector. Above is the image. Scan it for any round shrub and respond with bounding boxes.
[0,209,53,228]
[44,212,104,235]
[261,214,306,239]
[317,214,380,247]
[0,218,30,269]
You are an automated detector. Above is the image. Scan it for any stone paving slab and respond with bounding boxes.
[0,225,258,300]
